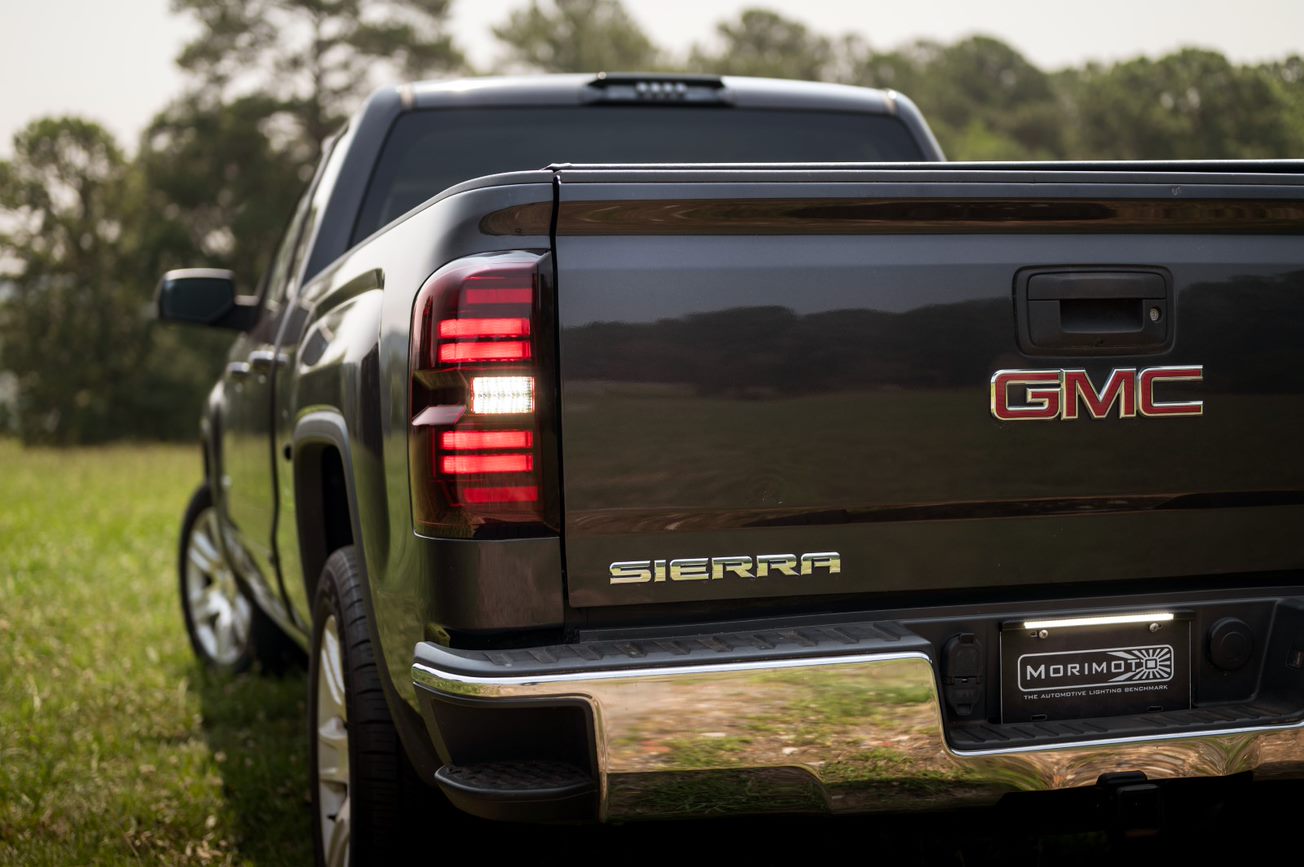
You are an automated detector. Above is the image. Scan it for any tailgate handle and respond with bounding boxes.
[1016,268,1172,355]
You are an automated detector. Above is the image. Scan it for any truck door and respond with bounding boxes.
[218,186,315,620]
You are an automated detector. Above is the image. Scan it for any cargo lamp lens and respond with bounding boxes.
[1022,612,1174,630]
[470,376,534,415]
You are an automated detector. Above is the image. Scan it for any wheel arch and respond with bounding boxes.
[199,380,225,500]
[292,411,363,606]
[292,410,443,783]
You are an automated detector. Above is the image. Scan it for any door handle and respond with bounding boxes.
[225,361,251,379]
[1016,268,1172,355]
[247,349,284,372]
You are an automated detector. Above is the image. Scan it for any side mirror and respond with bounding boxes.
[155,268,258,330]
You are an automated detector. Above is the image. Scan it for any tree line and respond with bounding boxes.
[1,0,1300,444]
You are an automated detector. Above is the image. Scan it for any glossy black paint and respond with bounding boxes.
[553,171,1304,611]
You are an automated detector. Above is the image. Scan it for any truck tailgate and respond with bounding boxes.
[551,166,1304,610]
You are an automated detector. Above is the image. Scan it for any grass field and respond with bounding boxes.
[0,441,310,865]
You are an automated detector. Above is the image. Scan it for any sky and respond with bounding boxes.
[1,0,1302,153]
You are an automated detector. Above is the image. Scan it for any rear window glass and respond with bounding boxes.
[353,106,925,242]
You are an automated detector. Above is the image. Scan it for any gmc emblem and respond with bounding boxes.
[991,366,1203,421]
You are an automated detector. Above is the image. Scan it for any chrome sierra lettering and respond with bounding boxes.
[609,552,841,585]
[991,366,1203,421]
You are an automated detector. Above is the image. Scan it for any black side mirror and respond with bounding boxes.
[155,268,258,330]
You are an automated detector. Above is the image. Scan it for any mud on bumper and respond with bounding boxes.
[412,608,1304,822]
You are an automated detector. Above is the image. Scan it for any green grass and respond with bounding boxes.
[759,670,934,722]
[0,441,311,866]
[661,735,753,769]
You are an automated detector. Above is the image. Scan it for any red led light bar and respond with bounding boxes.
[440,453,534,475]
[438,341,531,364]
[440,430,533,450]
[438,318,531,339]
[460,486,539,504]
[463,287,534,306]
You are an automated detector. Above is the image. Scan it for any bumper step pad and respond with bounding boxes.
[424,618,924,677]
[434,760,596,822]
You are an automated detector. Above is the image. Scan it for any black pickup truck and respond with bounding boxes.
[158,73,1304,861]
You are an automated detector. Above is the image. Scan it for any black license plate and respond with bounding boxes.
[1001,614,1191,723]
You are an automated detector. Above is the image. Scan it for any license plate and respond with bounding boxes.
[1000,613,1191,723]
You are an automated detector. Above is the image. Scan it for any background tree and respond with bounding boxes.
[846,36,1069,159]
[1259,55,1304,151]
[172,0,465,154]
[152,0,470,286]
[492,0,658,72]
[137,94,307,283]
[1074,49,1298,159]
[122,0,475,441]
[688,8,832,81]
[0,119,145,442]
[4,3,1304,445]
[1,1,473,444]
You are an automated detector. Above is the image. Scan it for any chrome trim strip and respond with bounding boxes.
[413,649,928,689]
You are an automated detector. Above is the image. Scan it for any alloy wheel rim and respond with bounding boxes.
[184,507,252,666]
[316,614,350,867]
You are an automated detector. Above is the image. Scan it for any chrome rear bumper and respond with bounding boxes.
[412,647,1304,821]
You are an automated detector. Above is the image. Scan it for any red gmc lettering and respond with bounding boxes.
[1061,369,1136,420]
[992,366,1203,421]
[989,371,1062,420]
[1138,366,1205,417]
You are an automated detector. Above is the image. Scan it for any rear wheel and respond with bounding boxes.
[309,546,435,866]
[178,484,295,673]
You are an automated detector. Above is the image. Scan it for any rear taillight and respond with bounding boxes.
[409,252,553,535]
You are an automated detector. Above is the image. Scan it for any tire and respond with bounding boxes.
[309,546,434,866]
[178,484,297,674]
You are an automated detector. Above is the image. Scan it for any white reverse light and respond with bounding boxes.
[470,376,534,415]
[1023,612,1175,631]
